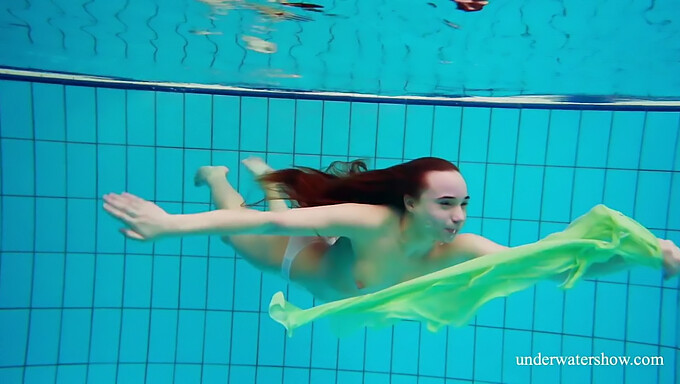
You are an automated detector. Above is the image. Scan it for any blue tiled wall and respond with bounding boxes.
[1,79,679,384]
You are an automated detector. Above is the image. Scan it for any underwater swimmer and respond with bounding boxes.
[102,157,680,302]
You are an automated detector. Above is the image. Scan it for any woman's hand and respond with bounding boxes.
[660,239,680,280]
[102,192,172,241]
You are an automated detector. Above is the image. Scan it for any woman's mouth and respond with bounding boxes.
[446,228,458,234]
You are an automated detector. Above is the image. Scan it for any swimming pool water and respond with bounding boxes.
[1,0,680,382]
[1,0,679,97]
[0,79,679,383]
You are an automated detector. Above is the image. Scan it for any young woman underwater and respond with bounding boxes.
[102,157,680,303]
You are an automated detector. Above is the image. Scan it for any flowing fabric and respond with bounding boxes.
[269,205,663,337]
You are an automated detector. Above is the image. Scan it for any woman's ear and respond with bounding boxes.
[403,195,417,211]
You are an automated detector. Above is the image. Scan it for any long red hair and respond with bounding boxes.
[257,157,460,213]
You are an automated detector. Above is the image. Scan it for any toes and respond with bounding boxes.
[194,166,228,186]
[194,167,209,186]
[242,156,262,165]
[194,173,205,187]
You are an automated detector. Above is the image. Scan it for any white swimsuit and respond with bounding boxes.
[281,236,340,280]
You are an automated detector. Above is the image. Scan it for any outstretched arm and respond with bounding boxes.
[582,239,680,280]
[446,233,680,281]
[103,192,392,241]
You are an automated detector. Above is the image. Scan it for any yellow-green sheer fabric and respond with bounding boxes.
[269,205,663,337]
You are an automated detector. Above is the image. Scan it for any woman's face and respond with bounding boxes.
[408,170,469,243]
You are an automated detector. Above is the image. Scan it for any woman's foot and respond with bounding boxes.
[242,156,274,177]
[194,165,229,187]
[242,156,290,211]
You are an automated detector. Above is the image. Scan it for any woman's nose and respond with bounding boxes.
[450,207,465,223]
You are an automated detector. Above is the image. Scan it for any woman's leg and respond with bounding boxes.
[241,159,332,280]
[194,166,287,271]
[241,156,289,212]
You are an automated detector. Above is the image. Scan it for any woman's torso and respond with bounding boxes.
[288,231,451,302]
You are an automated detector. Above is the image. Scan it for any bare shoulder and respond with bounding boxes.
[455,233,508,257]
[406,234,510,278]
[429,233,509,263]
[334,203,400,238]
[450,233,509,256]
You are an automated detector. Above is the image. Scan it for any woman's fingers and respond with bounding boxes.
[105,192,142,205]
[104,193,140,217]
[103,192,169,241]
[103,193,129,208]
[660,239,680,280]
[103,193,138,221]
[103,192,161,241]
[121,192,145,205]
[103,202,135,223]
[120,228,145,240]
